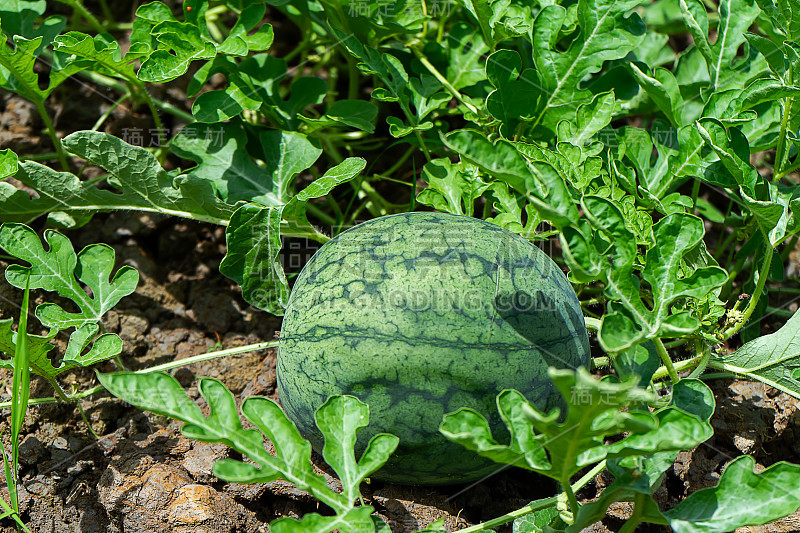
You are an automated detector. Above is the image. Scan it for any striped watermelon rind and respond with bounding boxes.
[278,212,589,485]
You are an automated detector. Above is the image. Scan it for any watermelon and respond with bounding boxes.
[277,212,589,484]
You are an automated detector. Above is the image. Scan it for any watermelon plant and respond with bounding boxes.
[2,0,800,531]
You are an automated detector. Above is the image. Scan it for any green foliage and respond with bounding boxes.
[218,157,365,313]
[440,368,713,491]
[0,223,137,379]
[714,307,800,398]
[132,1,274,83]
[662,455,800,532]
[97,371,397,533]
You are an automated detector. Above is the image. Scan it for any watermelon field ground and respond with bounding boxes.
[2,0,800,531]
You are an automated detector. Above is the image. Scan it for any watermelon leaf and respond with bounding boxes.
[0,21,80,103]
[270,507,377,533]
[512,506,560,532]
[484,49,545,138]
[97,371,398,533]
[571,197,727,352]
[663,456,800,532]
[508,0,646,134]
[134,2,273,83]
[0,149,17,179]
[0,131,236,226]
[567,379,715,531]
[0,223,135,379]
[416,157,491,216]
[220,158,365,314]
[678,0,761,90]
[711,307,800,399]
[170,124,323,205]
[2,224,138,329]
[441,130,580,227]
[315,396,400,506]
[440,368,713,514]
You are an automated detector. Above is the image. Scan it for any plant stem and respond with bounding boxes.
[382,145,417,177]
[690,177,701,211]
[765,306,796,317]
[781,235,799,263]
[58,0,105,33]
[456,461,607,532]
[97,0,115,23]
[91,93,130,131]
[654,338,680,384]
[0,341,279,409]
[775,156,800,180]
[583,316,601,331]
[34,100,70,171]
[723,244,774,340]
[413,130,433,162]
[70,22,133,31]
[410,46,480,116]
[563,482,580,516]
[304,202,337,226]
[687,342,711,379]
[663,338,689,349]
[73,69,195,123]
[346,55,360,100]
[775,67,794,177]
[136,86,165,134]
[715,228,739,260]
[651,354,703,382]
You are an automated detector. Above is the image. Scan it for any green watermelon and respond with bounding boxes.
[277,212,589,484]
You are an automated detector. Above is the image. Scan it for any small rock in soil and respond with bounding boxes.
[18,436,47,466]
[182,442,228,483]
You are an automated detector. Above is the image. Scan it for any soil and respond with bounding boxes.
[2,5,800,530]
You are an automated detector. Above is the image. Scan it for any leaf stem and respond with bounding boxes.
[57,0,105,33]
[346,55,360,101]
[409,46,480,116]
[654,338,680,384]
[0,341,279,409]
[774,156,800,180]
[651,354,704,382]
[34,100,70,171]
[583,316,601,331]
[690,177,701,211]
[563,482,580,516]
[72,69,195,123]
[722,244,773,340]
[91,92,130,131]
[775,65,794,177]
[687,341,711,379]
[455,461,607,532]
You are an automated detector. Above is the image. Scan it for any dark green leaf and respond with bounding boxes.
[664,456,800,532]
[171,124,322,205]
[441,368,711,484]
[219,204,288,315]
[8,131,235,225]
[715,307,800,399]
